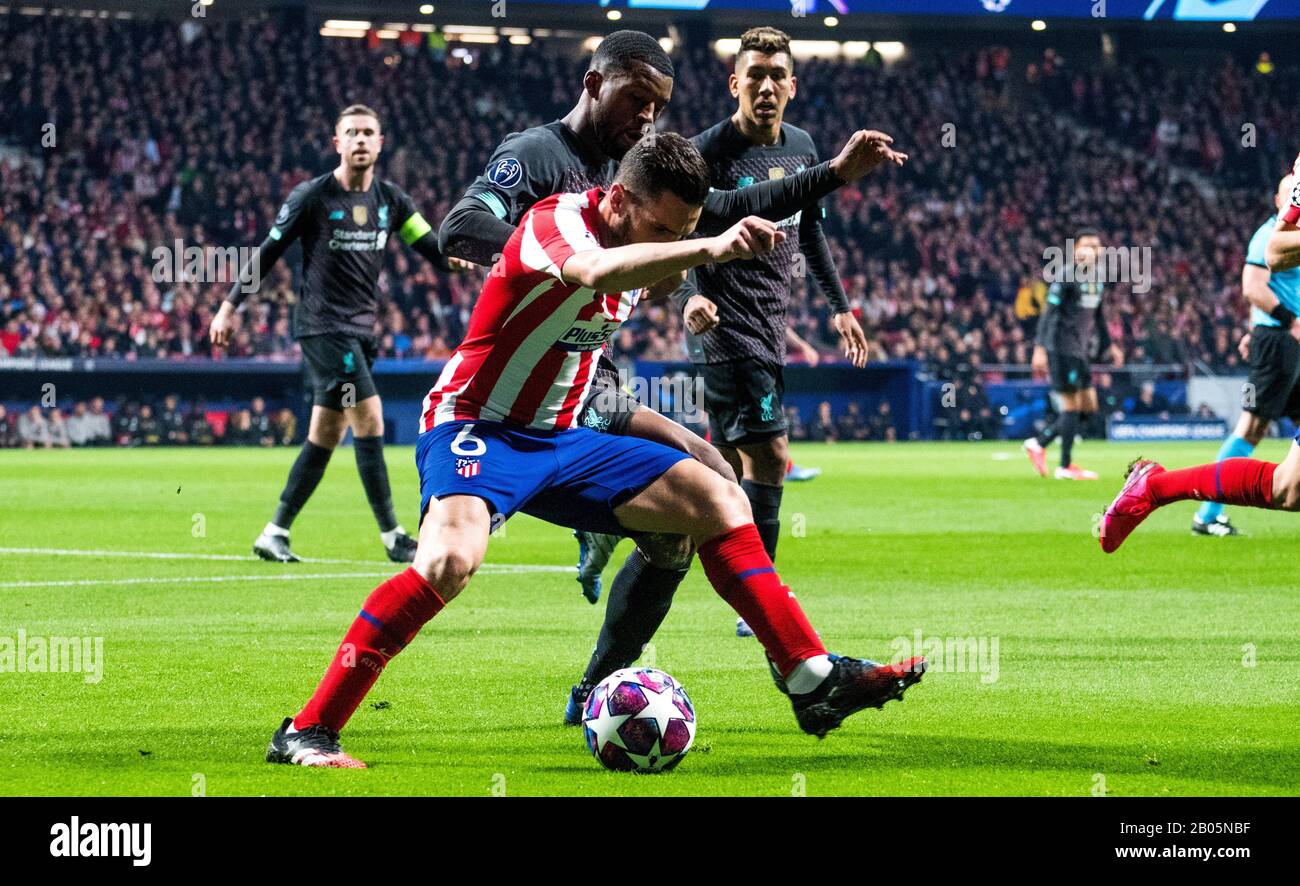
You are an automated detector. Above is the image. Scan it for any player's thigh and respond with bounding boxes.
[307,405,348,448]
[345,395,385,438]
[614,458,752,541]
[625,404,736,484]
[1078,387,1100,413]
[414,494,492,599]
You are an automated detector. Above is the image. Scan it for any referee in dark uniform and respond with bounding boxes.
[212,104,455,563]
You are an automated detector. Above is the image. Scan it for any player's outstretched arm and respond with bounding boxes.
[698,130,906,234]
[562,217,785,294]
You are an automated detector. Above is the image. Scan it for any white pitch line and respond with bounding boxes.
[0,563,574,590]
[0,546,575,573]
[0,546,374,565]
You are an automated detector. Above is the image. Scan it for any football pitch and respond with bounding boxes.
[1,441,1297,797]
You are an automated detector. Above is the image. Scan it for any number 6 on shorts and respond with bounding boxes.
[450,424,487,456]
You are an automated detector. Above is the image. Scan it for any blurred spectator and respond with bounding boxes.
[1130,381,1173,419]
[137,404,163,446]
[226,410,255,446]
[836,402,869,441]
[187,403,217,446]
[274,408,298,446]
[18,406,50,448]
[248,397,275,447]
[785,405,808,442]
[161,394,189,445]
[47,409,71,449]
[868,401,897,442]
[808,401,838,443]
[0,405,18,447]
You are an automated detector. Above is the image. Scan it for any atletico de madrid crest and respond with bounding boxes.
[455,458,481,478]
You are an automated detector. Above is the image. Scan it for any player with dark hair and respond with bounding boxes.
[1100,155,1300,552]
[211,104,456,563]
[676,25,869,638]
[266,132,925,767]
[556,27,904,721]
[1024,228,1124,481]
[1190,172,1300,537]
[439,35,900,579]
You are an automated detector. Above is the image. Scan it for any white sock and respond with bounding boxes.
[263,522,289,538]
[784,654,833,695]
[380,526,407,548]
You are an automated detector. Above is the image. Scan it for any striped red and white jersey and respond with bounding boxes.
[1284,152,1300,225]
[420,188,641,432]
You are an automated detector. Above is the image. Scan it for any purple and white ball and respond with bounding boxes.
[582,667,696,773]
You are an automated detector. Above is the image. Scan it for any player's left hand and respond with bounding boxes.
[833,311,870,368]
[684,295,720,335]
[446,256,477,273]
[1238,331,1252,360]
[1109,343,1124,368]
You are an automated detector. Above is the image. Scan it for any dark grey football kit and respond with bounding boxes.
[228,171,451,560]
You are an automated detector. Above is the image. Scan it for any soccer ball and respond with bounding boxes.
[582,667,696,773]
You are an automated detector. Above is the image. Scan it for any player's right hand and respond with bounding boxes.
[1238,332,1252,360]
[829,130,908,182]
[683,295,720,335]
[209,301,237,348]
[709,216,785,263]
[1031,344,1048,377]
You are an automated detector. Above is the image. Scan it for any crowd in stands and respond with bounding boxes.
[0,395,296,448]
[787,400,897,443]
[1,16,1297,446]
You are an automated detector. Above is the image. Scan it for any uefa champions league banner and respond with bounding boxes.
[1107,417,1230,441]
[548,0,1296,20]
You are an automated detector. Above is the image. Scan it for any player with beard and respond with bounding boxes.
[212,104,456,563]
[437,32,904,720]
[266,133,925,768]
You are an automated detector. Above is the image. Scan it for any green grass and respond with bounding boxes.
[1,441,1298,796]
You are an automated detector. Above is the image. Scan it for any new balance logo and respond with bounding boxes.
[50,817,151,866]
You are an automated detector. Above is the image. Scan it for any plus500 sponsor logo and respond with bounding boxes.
[556,319,619,352]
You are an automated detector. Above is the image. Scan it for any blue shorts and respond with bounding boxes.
[416,420,691,535]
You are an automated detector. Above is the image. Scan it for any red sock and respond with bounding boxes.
[295,567,446,732]
[1149,458,1277,509]
[697,524,826,676]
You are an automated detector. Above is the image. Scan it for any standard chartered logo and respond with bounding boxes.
[328,228,386,251]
